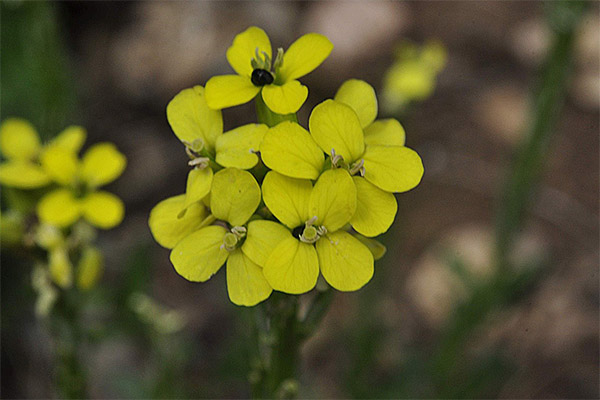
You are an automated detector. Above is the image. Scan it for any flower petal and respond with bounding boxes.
[316,231,374,291]
[350,176,397,237]
[149,194,209,249]
[363,119,405,146]
[205,75,261,110]
[37,189,81,228]
[80,143,126,188]
[0,161,50,188]
[40,144,79,186]
[334,79,378,128]
[263,236,319,294]
[226,26,272,77]
[166,86,223,152]
[0,118,41,160]
[226,250,272,306]
[210,168,261,226]
[309,168,356,232]
[362,145,424,192]
[76,246,103,290]
[277,33,333,82]
[354,234,387,260]
[261,80,308,115]
[242,219,291,266]
[52,126,87,153]
[215,123,268,169]
[81,191,125,229]
[262,171,312,229]
[309,99,364,162]
[182,167,213,212]
[170,225,229,282]
[260,121,324,180]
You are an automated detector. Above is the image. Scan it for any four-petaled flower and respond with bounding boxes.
[205,26,333,115]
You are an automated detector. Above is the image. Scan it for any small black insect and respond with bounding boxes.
[251,69,274,86]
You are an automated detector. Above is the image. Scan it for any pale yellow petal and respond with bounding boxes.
[149,194,209,249]
[350,176,397,237]
[37,189,81,228]
[52,126,87,153]
[205,75,261,110]
[80,143,126,188]
[261,81,308,115]
[77,246,103,290]
[308,99,364,162]
[81,191,125,229]
[166,86,223,152]
[362,145,424,193]
[260,121,324,180]
[49,247,73,288]
[261,171,312,229]
[334,79,378,128]
[226,250,272,306]
[0,161,50,188]
[226,26,272,77]
[210,168,261,226]
[40,144,79,186]
[170,225,229,282]
[309,168,356,232]
[242,219,291,266]
[277,33,333,82]
[316,231,374,291]
[182,167,213,212]
[263,236,319,294]
[0,118,41,160]
[363,119,405,146]
[215,123,267,169]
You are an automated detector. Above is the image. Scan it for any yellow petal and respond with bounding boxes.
[77,246,103,290]
[81,191,125,229]
[260,121,324,180]
[37,189,81,228]
[226,250,272,306]
[309,169,356,232]
[0,118,41,160]
[262,171,312,229]
[80,143,126,188]
[226,26,272,77]
[242,219,290,266]
[166,86,223,152]
[316,231,374,291]
[334,79,378,128]
[362,145,424,193]
[215,123,267,169]
[350,177,397,237]
[261,81,308,115]
[52,126,87,153]
[210,168,261,226]
[40,144,79,186]
[149,194,209,249]
[183,167,213,212]
[170,225,229,282]
[309,99,364,162]
[354,234,387,260]
[49,247,73,289]
[0,160,50,188]
[263,236,319,294]
[205,75,261,110]
[277,33,333,82]
[363,119,405,146]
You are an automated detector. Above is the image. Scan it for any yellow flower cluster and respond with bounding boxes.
[149,27,424,307]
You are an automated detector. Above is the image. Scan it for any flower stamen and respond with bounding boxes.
[349,159,365,176]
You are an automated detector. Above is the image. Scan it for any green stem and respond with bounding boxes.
[494,0,588,269]
[255,94,298,128]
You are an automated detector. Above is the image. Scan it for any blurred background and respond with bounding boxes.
[1,1,598,398]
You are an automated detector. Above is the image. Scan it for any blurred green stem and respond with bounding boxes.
[495,0,588,269]
[255,95,298,128]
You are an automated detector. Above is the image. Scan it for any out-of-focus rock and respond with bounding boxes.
[510,18,550,67]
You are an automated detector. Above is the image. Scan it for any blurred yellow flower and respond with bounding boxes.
[205,26,333,115]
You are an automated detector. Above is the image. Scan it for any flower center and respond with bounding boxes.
[251,69,274,86]
[222,226,247,251]
[295,216,327,244]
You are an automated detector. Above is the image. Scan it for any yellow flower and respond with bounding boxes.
[0,118,85,188]
[260,88,424,237]
[36,139,126,229]
[168,168,273,307]
[205,26,333,115]
[258,169,374,294]
[166,85,268,214]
